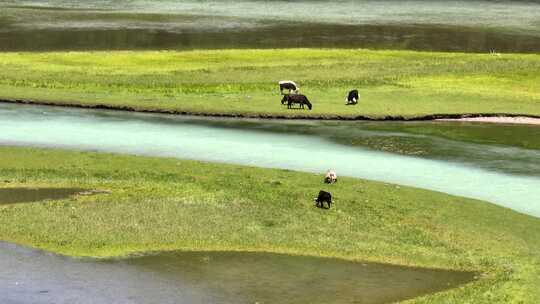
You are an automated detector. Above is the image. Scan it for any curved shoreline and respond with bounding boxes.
[2,98,540,124]
[0,241,478,304]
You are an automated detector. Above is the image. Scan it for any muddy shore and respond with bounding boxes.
[2,98,540,124]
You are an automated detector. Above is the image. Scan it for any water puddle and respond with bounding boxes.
[0,187,86,205]
[125,251,477,304]
[0,242,476,304]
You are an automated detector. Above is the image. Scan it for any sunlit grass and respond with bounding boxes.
[0,146,539,303]
[1,49,539,117]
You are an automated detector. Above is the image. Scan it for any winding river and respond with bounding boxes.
[1,103,539,217]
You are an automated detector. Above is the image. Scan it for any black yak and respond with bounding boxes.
[315,190,332,209]
[346,89,359,105]
[281,94,312,110]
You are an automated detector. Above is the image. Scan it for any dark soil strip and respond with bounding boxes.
[2,98,540,122]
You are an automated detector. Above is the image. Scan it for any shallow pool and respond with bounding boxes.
[0,187,85,205]
[0,242,476,304]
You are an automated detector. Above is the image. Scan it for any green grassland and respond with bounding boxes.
[0,146,539,303]
[357,121,540,150]
[0,49,539,117]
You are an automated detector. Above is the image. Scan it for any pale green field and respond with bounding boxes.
[1,49,539,117]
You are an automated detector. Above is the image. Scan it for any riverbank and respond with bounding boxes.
[1,49,539,119]
[0,146,539,303]
[3,98,540,123]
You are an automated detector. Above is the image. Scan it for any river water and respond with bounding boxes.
[1,0,539,52]
[1,103,539,217]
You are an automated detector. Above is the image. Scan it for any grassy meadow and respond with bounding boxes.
[0,146,539,303]
[0,49,539,118]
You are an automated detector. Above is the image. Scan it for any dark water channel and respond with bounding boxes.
[0,242,476,304]
[0,187,84,205]
[1,0,540,52]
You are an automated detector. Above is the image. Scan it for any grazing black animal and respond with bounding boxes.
[315,190,332,209]
[346,89,359,105]
[279,80,299,94]
[281,94,313,110]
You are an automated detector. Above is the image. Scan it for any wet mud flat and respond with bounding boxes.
[0,187,86,205]
[0,242,477,304]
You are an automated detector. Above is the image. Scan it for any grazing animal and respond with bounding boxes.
[324,170,337,184]
[346,89,359,105]
[279,80,299,94]
[314,190,332,209]
[281,94,313,110]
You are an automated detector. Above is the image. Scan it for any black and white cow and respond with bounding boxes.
[279,80,299,95]
[314,190,332,209]
[324,170,337,184]
[346,89,359,105]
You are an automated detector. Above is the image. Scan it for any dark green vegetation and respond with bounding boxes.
[1,49,540,118]
[357,121,540,150]
[0,146,539,303]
